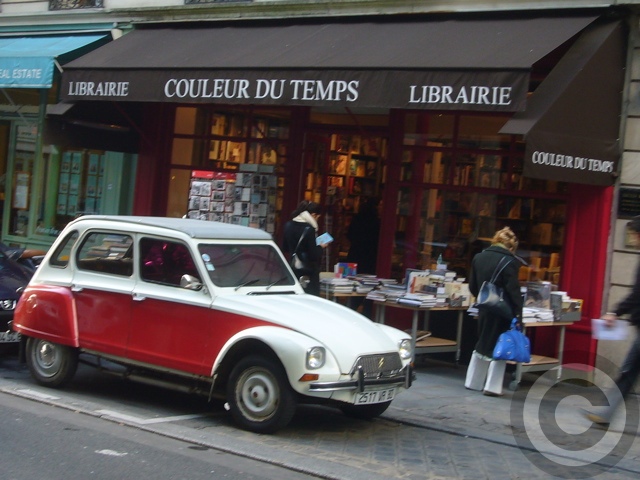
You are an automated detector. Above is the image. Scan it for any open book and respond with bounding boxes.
[316,232,334,245]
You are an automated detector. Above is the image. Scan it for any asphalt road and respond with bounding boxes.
[0,383,322,480]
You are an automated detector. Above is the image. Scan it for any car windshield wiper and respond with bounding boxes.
[266,276,288,290]
[234,279,260,291]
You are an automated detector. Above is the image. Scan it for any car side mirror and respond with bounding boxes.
[298,275,310,289]
[180,274,203,291]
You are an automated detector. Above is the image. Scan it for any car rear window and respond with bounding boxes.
[49,230,79,267]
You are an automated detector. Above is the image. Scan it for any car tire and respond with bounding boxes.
[25,337,78,388]
[340,401,392,420]
[227,355,296,434]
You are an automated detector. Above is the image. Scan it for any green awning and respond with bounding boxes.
[0,35,108,88]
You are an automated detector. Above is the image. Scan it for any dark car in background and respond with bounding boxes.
[0,244,43,345]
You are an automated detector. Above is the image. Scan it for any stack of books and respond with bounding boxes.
[522,307,554,323]
[367,283,405,302]
[320,278,356,293]
[396,293,438,308]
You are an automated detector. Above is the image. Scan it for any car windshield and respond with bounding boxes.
[198,243,295,289]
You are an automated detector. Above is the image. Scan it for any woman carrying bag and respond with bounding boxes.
[283,201,328,296]
[465,227,524,396]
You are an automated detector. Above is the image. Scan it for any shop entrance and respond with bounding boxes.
[302,131,387,274]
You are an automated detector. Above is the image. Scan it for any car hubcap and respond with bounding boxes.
[35,341,60,375]
[239,369,278,419]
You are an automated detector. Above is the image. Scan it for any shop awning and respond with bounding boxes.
[59,15,598,111]
[0,35,109,89]
[500,20,625,186]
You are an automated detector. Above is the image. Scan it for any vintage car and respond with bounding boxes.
[12,216,412,433]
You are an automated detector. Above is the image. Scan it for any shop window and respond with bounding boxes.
[302,132,387,268]
[52,151,104,228]
[394,111,567,282]
[8,124,39,237]
[168,106,290,234]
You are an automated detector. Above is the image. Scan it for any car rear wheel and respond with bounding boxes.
[227,355,296,434]
[26,337,78,388]
[340,401,392,420]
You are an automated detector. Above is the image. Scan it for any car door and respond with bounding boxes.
[128,236,214,375]
[72,231,134,357]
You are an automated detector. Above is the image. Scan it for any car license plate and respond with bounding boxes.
[0,331,20,343]
[354,387,395,405]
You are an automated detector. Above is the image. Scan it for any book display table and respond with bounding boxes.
[372,301,467,363]
[509,320,576,390]
[321,289,369,308]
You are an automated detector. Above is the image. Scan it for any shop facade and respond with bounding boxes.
[50,11,627,367]
[0,26,138,252]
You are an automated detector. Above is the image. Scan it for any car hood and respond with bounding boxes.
[214,294,403,361]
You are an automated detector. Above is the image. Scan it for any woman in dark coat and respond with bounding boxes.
[465,227,523,396]
[346,197,381,274]
[283,201,326,296]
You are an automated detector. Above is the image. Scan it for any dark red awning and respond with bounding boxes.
[59,15,597,112]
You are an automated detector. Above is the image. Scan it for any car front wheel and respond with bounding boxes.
[227,355,296,434]
[26,337,78,388]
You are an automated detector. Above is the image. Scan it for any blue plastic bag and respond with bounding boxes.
[493,318,531,363]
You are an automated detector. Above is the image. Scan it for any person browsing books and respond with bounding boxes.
[465,227,524,396]
[283,201,329,296]
[346,197,381,275]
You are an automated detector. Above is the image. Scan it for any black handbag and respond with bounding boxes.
[476,257,514,320]
[290,227,311,271]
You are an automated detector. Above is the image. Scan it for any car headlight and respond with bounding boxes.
[399,339,412,360]
[306,347,326,369]
[0,300,16,311]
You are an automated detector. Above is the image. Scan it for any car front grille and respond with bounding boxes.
[350,353,403,379]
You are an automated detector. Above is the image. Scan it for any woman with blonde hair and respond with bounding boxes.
[465,227,523,396]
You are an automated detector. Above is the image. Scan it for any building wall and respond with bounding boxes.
[597,13,640,387]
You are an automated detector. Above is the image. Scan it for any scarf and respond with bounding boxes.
[293,210,318,231]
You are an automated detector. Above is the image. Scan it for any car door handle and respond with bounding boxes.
[132,293,146,301]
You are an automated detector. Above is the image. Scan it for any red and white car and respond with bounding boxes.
[12,216,412,433]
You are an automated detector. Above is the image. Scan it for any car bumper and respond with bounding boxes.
[308,364,413,393]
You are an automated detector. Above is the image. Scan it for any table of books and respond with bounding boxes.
[509,319,577,390]
[372,299,467,364]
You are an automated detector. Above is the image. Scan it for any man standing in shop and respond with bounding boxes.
[585,215,640,425]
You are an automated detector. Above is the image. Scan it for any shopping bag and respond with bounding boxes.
[493,318,531,363]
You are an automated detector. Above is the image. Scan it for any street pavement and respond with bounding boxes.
[1,353,639,480]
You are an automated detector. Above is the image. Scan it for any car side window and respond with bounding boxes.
[140,237,198,287]
[76,232,133,276]
[49,230,79,267]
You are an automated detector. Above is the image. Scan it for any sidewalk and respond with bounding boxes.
[387,358,640,476]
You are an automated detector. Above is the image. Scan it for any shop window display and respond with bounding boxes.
[302,133,386,269]
[393,112,567,282]
[166,106,289,234]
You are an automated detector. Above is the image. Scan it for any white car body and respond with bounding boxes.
[13,216,413,433]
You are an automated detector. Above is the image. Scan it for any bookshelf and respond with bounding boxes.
[303,133,386,267]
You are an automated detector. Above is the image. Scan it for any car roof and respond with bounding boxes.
[69,216,274,241]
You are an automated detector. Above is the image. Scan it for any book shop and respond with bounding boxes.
[36,12,625,367]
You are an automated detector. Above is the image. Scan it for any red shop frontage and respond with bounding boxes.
[53,13,626,366]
